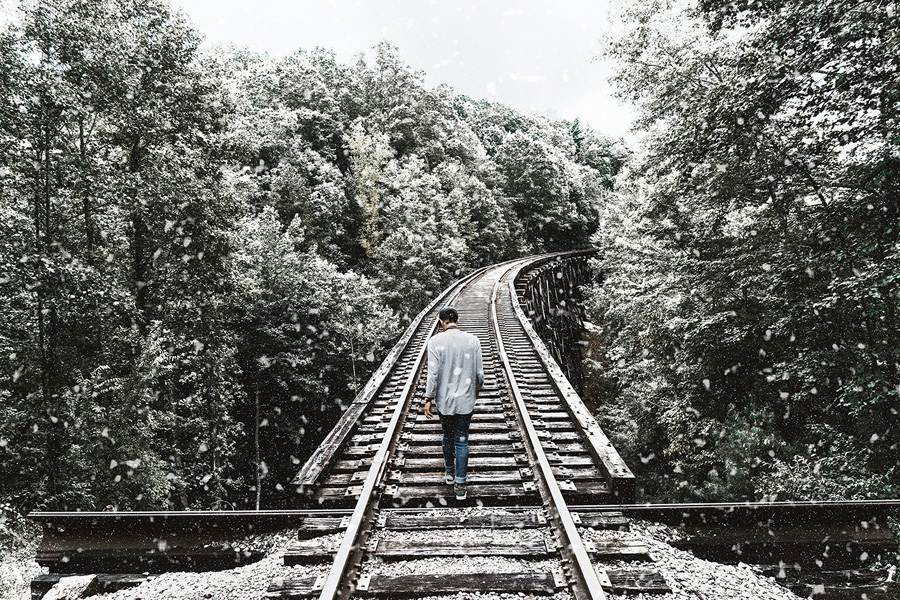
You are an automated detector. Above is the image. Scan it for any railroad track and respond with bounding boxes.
[274,252,654,599]
[27,252,899,600]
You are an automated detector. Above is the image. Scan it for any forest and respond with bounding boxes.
[586,0,899,502]
[0,0,897,528]
[0,0,624,516]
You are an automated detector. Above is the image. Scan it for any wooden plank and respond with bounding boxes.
[340,446,381,457]
[587,538,650,560]
[522,389,560,397]
[547,442,591,454]
[296,517,347,536]
[265,576,319,598]
[394,398,505,408]
[292,402,368,488]
[470,389,504,398]
[383,512,545,530]
[553,466,608,480]
[37,547,265,574]
[402,432,521,443]
[332,459,368,472]
[561,479,612,503]
[372,539,551,559]
[360,572,559,596]
[401,443,521,456]
[284,541,337,565]
[384,484,539,507]
[572,511,629,530]
[521,396,561,405]
[405,422,514,433]
[312,486,367,502]
[411,414,510,423]
[388,470,526,485]
[548,454,595,466]
[535,421,579,431]
[398,456,525,470]
[266,573,559,598]
[325,468,527,486]
[531,411,572,420]
[355,425,392,435]
[42,575,98,600]
[603,568,671,594]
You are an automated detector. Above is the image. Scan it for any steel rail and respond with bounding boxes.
[489,268,607,600]
[29,509,354,518]
[315,262,503,600]
[574,500,900,511]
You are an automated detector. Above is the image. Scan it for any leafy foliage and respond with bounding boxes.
[586,0,899,501]
[0,2,622,511]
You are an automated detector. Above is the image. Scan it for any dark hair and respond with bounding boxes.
[439,306,459,324]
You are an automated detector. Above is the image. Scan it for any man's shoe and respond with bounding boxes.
[444,471,455,485]
[454,483,467,500]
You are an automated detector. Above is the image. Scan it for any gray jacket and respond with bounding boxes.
[424,327,484,415]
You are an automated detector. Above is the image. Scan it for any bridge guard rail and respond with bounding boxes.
[510,251,636,503]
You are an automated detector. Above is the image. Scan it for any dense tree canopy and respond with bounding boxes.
[586,0,898,501]
[0,0,622,512]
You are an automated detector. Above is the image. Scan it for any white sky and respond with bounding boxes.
[172,0,636,140]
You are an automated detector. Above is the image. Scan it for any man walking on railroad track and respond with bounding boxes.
[423,306,484,501]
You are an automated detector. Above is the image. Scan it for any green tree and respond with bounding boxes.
[227,208,395,507]
[346,122,394,258]
[588,0,899,501]
[0,0,239,511]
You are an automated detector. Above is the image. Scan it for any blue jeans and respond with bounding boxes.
[438,411,473,484]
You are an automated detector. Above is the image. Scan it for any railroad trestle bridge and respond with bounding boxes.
[29,251,900,600]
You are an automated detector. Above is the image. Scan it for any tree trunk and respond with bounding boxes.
[255,389,261,511]
[79,118,94,256]
[128,137,149,334]
[349,336,358,396]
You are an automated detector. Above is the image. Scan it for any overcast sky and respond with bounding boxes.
[171,0,636,140]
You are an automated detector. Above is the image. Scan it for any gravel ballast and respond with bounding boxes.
[95,553,327,600]
[587,521,801,600]
[92,530,328,600]
[18,516,808,600]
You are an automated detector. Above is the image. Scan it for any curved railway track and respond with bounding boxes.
[279,251,646,600]
[27,251,899,600]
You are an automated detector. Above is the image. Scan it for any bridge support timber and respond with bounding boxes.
[508,251,635,503]
[515,251,593,394]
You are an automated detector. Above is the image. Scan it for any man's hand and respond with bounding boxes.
[424,399,434,419]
